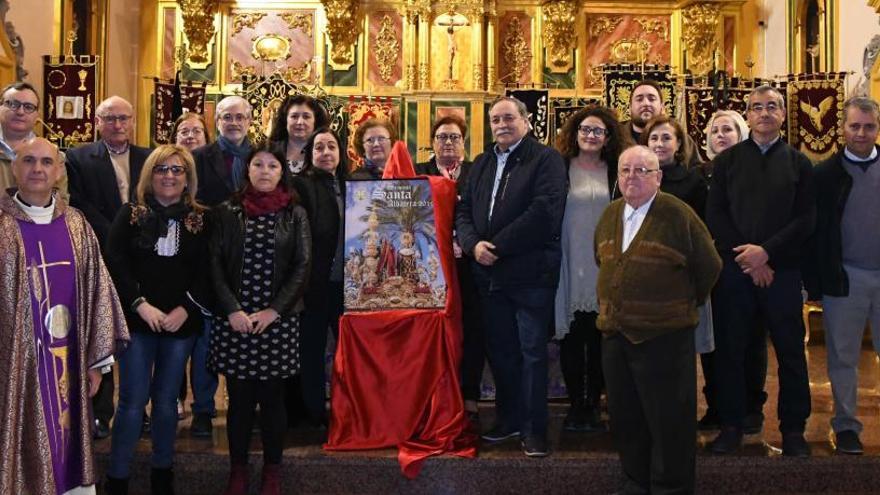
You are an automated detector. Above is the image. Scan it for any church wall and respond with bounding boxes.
[754,0,788,79]
[105,0,141,107]
[838,0,880,94]
[6,0,59,99]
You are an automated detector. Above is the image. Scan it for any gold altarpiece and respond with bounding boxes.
[136,0,753,158]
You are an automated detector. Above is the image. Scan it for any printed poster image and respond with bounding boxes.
[344,179,447,311]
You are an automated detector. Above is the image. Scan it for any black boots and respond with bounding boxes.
[150,467,174,495]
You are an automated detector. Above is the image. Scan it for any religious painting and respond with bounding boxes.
[343,179,447,312]
[367,11,403,89]
[55,96,84,120]
[225,10,316,85]
[583,14,672,89]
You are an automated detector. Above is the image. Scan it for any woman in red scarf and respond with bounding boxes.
[209,143,312,495]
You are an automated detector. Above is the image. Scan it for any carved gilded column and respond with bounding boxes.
[470,16,484,91]
[485,1,497,92]
[403,12,417,90]
[177,0,220,68]
[541,0,576,74]
[681,2,721,76]
[322,0,362,70]
[417,15,430,89]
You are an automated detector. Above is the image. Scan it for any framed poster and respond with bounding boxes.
[343,179,447,311]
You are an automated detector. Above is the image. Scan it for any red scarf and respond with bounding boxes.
[242,185,291,217]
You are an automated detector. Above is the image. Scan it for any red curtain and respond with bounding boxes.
[324,144,478,477]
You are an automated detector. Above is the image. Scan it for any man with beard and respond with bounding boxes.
[621,80,701,167]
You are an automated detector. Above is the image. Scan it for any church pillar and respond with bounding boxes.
[418,15,430,89]
[486,14,497,92]
[470,16,484,91]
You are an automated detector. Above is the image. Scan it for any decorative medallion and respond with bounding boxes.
[251,34,292,62]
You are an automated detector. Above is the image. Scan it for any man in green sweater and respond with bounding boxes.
[594,145,721,494]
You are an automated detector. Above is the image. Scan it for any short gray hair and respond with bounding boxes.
[488,96,529,119]
[747,85,785,111]
[618,145,659,169]
[215,96,253,120]
[96,95,133,116]
[843,96,880,123]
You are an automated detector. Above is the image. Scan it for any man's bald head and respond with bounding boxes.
[12,137,64,204]
[617,145,662,209]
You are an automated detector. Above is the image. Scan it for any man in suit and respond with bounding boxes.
[66,95,151,440]
[192,95,253,207]
[456,96,567,457]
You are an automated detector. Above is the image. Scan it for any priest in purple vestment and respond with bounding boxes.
[0,137,129,495]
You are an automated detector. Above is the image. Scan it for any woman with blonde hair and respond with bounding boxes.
[104,144,212,495]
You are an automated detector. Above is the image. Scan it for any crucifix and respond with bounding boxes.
[437,12,468,83]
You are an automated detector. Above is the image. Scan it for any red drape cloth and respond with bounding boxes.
[324,142,478,478]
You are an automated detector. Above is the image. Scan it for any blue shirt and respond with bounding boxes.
[488,138,524,219]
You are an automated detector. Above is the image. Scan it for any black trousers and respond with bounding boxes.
[294,281,344,425]
[457,258,485,402]
[560,311,604,408]
[713,263,811,433]
[226,377,286,465]
[93,371,115,424]
[700,320,768,415]
[603,330,696,495]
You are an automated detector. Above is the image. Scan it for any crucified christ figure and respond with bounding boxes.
[438,13,468,81]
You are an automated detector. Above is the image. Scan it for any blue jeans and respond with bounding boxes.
[473,269,553,437]
[190,318,218,415]
[108,331,195,477]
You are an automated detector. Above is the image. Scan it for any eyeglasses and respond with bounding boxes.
[618,167,660,177]
[176,127,205,137]
[152,164,186,176]
[578,125,608,137]
[434,133,462,143]
[489,114,520,125]
[220,113,249,123]
[99,114,132,124]
[364,136,390,145]
[3,99,38,114]
[748,102,780,113]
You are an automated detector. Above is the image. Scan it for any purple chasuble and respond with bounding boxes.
[18,215,84,494]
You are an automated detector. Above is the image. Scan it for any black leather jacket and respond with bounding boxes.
[209,199,312,317]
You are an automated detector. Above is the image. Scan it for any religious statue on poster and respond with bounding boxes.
[343,179,447,311]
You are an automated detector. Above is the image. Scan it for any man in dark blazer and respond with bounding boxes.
[192,95,254,207]
[66,95,151,246]
[65,95,151,440]
[456,96,567,457]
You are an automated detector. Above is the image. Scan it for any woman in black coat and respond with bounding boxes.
[641,115,707,218]
[209,142,311,495]
[413,115,484,425]
[289,128,348,427]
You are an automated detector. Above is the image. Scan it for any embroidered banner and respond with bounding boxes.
[42,55,99,149]
[505,89,550,144]
[602,64,676,123]
[786,73,847,163]
[549,97,603,141]
[683,77,787,161]
[345,96,396,168]
[152,76,207,145]
[240,73,345,145]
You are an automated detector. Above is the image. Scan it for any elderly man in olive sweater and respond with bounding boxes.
[595,145,721,495]
[707,85,816,458]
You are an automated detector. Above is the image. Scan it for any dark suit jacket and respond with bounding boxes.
[193,142,237,207]
[455,136,568,288]
[66,141,151,246]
